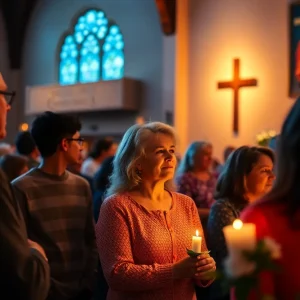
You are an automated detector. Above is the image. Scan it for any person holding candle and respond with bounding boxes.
[236,98,300,299]
[95,122,216,300]
[206,146,275,300]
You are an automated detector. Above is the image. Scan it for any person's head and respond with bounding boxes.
[177,141,213,175]
[215,146,275,204]
[107,122,177,196]
[223,146,236,162]
[15,131,39,158]
[89,138,117,161]
[0,73,12,139]
[0,154,28,182]
[266,98,300,215]
[94,156,114,191]
[31,111,82,164]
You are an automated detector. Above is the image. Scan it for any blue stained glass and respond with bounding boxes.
[79,35,100,83]
[74,9,108,42]
[59,35,78,85]
[59,9,125,85]
[102,25,124,80]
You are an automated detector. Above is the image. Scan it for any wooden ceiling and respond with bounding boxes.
[0,0,176,69]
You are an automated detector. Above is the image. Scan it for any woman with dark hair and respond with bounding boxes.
[207,146,275,300]
[237,98,300,299]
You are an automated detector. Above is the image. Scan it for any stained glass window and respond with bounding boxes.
[58,9,124,85]
[59,36,78,85]
[102,25,124,80]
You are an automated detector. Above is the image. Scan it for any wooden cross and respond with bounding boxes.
[217,58,258,134]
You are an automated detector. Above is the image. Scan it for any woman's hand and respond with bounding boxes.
[172,256,199,279]
[195,253,216,280]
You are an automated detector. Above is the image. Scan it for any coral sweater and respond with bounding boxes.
[95,192,210,300]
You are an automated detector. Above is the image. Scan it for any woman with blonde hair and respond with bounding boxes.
[96,122,215,300]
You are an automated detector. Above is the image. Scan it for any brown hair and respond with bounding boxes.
[215,146,275,205]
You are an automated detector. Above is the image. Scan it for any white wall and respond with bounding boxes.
[23,0,167,134]
[188,0,293,160]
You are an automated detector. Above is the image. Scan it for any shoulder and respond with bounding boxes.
[241,200,282,239]
[241,200,276,223]
[171,192,197,212]
[67,171,90,187]
[101,193,130,211]
[211,198,232,211]
[11,168,38,188]
[209,199,237,223]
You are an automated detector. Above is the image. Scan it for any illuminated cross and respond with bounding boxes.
[217,58,258,134]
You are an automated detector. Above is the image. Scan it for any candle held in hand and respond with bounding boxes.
[223,219,256,257]
[192,230,202,253]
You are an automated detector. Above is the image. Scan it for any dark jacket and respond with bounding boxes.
[207,198,247,300]
[0,168,50,299]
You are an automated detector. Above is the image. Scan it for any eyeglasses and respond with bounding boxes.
[67,138,85,146]
[0,90,16,106]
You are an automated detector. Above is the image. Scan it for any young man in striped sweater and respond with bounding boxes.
[12,111,97,300]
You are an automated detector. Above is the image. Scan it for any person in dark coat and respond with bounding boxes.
[0,72,50,300]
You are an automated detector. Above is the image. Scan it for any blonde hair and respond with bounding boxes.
[176,141,212,176]
[106,122,177,196]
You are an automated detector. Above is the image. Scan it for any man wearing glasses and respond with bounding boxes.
[12,111,97,300]
[0,73,50,299]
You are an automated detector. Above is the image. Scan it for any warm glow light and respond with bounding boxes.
[19,123,29,132]
[233,219,243,230]
[196,230,199,237]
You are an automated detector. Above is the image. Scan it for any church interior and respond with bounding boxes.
[1,0,300,299]
[0,0,295,158]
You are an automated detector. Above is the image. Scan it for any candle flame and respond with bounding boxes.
[196,230,199,237]
[233,219,243,230]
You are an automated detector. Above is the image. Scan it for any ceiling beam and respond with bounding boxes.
[155,0,176,35]
[0,0,39,69]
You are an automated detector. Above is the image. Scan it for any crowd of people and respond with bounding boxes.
[1,70,300,300]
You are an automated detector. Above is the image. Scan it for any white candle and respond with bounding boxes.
[192,230,202,253]
[223,219,256,258]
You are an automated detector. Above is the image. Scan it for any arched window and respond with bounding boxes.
[59,9,125,85]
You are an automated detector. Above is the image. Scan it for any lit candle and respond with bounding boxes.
[192,230,202,253]
[223,219,256,257]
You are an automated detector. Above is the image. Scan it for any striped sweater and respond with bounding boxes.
[12,168,97,300]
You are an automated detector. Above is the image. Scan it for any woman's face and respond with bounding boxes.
[194,145,213,170]
[245,154,275,200]
[137,133,176,183]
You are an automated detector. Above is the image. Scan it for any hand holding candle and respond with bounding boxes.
[192,230,202,253]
